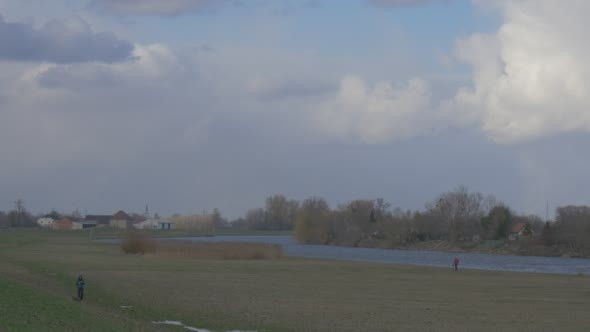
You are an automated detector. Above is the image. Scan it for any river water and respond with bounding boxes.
[161,235,590,276]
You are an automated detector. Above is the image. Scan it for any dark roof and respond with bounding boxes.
[128,213,147,222]
[511,222,527,234]
[43,211,61,220]
[112,210,131,221]
[75,220,97,224]
[85,215,112,224]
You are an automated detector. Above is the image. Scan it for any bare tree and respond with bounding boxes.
[294,197,331,244]
[265,194,299,230]
[14,199,25,227]
[211,208,227,229]
[0,211,7,228]
[426,187,485,242]
[7,199,34,227]
[245,208,266,230]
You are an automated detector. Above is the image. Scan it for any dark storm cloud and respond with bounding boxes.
[89,0,323,17]
[0,15,134,63]
[88,0,227,16]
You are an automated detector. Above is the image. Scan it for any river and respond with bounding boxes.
[159,235,590,276]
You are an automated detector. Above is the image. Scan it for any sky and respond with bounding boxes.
[1,0,590,219]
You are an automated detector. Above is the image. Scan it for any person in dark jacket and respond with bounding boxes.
[76,274,85,301]
[453,257,460,271]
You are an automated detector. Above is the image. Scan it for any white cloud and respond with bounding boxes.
[314,76,434,144]
[0,43,205,168]
[453,0,590,143]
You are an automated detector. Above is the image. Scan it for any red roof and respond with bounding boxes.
[511,222,526,234]
[112,210,131,221]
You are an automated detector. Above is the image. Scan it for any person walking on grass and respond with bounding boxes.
[453,257,460,271]
[76,274,85,301]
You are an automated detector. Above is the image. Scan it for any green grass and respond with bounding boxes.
[0,277,148,331]
[1,229,590,331]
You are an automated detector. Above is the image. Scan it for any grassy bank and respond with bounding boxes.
[1,230,589,331]
[89,227,292,240]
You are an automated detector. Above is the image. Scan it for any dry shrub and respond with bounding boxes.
[156,241,283,260]
[121,231,156,254]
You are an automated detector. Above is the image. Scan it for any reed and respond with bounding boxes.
[120,231,156,254]
[155,241,283,260]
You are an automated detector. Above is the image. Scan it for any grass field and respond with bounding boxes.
[1,229,590,331]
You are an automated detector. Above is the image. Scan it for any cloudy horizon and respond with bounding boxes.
[1,0,589,219]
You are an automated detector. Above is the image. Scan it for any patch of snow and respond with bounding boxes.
[152,320,256,332]
[153,320,183,326]
[184,326,211,332]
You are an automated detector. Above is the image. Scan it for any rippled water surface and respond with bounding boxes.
[102,235,590,275]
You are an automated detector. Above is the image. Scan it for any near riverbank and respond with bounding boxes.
[2,230,590,331]
[358,238,585,259]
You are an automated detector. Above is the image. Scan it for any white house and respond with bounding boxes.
[72,221,97,230]
[158,221,174,230]
[134,219,174,230]
[36,217,56,228]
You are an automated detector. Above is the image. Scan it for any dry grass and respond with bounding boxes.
[155,241,283,260]
[90,259,590,332]
[121,232,283,260]
[2,230,590,332]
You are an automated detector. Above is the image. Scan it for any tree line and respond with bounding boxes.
[0,199,35,228]
[4,189,590,256]
[231,187,590,257]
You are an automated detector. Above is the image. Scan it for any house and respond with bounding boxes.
[133,219,157,230]
[509,222,533,240]
[158,221,174,230]
[72,221,97,230]
[37,211,62,228]
[52,217,74,230]
[111,210,132,229]
[134,219,174,230]
[85,215,112,228]
[37,217,56,228]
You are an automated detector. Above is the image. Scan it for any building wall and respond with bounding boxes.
[158,222,174,230]
[72,222,97,230]
[36,218,55,228]
[111,219,130,229]
[53,219,73,230]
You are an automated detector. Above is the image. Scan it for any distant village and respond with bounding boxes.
[36,209,174,231]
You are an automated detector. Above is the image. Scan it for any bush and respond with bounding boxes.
[121,231,156,254]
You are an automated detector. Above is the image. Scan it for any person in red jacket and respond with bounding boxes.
[453,257,460,271]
